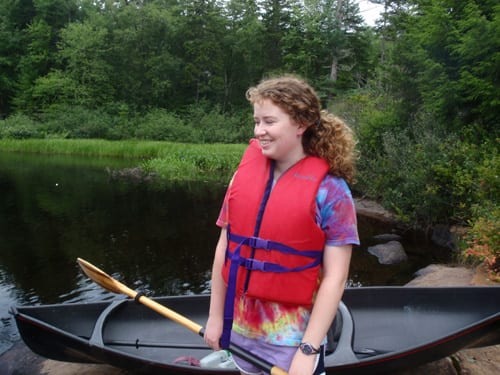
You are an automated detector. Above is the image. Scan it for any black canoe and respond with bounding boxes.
[11,286,500,374]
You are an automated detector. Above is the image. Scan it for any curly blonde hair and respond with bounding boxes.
[246,75,357,184]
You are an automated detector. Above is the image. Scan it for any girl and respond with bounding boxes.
[204,76,359,375]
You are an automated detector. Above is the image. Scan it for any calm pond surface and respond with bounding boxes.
[0,151,450,356]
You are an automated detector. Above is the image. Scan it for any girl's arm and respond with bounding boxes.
[289,244,352,375]
[204,227,228,351]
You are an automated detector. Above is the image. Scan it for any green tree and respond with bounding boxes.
[0,0,37,114]
[221,0,266,109]
[13,0,81,112]
[283,0,375,94]
[449,1,500,134]
[172,0,228,106]
[379,0,499,136]
[259,0,298,71]
[55,17,114,107]
[106,1,181,110]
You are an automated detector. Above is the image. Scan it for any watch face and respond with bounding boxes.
[301,343,313,355]
[299,343,317,355]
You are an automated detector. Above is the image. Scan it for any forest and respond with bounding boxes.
[0,0,498,275]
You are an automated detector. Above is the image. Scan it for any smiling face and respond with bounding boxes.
[253,99,306,171]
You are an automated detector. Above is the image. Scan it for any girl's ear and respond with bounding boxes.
[297,124,307,136]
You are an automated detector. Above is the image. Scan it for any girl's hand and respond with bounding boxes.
[204,315,223,351]
[288,350,317,375]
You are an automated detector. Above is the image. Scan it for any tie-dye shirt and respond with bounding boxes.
[216,174,359,346]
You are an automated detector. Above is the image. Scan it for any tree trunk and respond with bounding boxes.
[330,0,344,83]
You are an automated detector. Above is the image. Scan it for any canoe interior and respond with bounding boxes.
[343,287,500,354]
[13,287,500,374]
[15,295,215,369]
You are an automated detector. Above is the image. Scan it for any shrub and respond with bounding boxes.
[40,105,117,139]
[135,109,190,141]
[355,104,499,228]
[0,113,41,139]
[460,208,500,282]
[431,139,499,223]
[182,103,252,144]
[356,110,452,225]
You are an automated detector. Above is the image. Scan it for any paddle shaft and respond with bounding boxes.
[77,258,287,375]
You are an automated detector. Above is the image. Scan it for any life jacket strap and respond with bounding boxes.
[221,227,238,349]
[241,256,322,273]
[228,232,323,259]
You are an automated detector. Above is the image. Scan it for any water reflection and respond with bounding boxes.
[0,152,227,354]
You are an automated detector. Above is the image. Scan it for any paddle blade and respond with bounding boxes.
[77,258,127,295]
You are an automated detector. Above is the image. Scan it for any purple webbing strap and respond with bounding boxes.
[241,256,322,273]
[228,233,323,259]
[221,237,243,349]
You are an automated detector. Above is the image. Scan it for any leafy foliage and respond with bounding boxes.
[0,113,41,139]
[461,209,500,282]
[1,0,372,116]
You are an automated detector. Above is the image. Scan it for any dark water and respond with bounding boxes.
[0,151,449,356]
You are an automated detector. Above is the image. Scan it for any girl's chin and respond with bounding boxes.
[260,147,273,155]
[261,151,278,161]
[258,143,278,158]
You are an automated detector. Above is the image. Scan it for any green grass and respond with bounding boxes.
[143,143,245,181]
[0,139,246,181]
[0,139,168,158]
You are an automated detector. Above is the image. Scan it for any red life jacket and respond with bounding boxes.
[221,139,329,307]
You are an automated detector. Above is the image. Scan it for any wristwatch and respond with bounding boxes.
[299,342,320,355]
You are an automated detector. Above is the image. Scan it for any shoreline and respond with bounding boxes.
[2,263,498,375]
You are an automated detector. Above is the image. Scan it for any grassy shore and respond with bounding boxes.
[0,139,245,181]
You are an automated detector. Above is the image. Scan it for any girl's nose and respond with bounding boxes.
[254,123,265,136]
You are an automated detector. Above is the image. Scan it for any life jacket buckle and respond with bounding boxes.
[248,236,269,250]
[243,258,266,271]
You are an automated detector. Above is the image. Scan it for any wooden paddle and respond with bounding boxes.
[77,258,288,375]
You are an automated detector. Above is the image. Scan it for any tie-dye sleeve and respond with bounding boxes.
[316,175,360,246]
[216,189,229,228]
[216,173,236,228]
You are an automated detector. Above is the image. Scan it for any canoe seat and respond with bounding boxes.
[89,299,128,348]
[325,301,358,364]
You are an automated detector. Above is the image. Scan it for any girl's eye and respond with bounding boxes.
[254,118,275,126]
